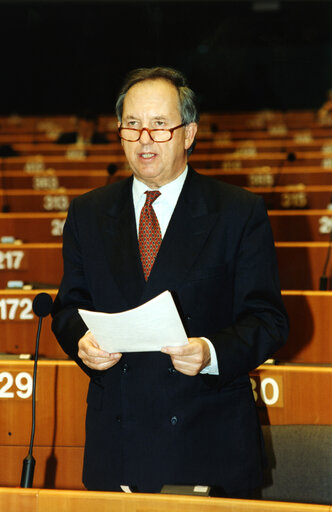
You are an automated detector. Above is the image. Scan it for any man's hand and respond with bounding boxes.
[161,337,211,376]
[78,331,122,371]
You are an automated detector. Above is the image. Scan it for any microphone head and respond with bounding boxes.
[33,293,53,318]
[107,163,117,176]
[287,151,296,162]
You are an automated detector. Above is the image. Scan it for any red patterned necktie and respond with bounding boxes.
[139,190,162,281]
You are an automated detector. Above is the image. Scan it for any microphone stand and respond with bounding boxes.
[20,292,53,488]
[20,315,42,488]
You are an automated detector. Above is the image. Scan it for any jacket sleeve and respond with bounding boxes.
[207,196,289,387]
[51,199,100,378]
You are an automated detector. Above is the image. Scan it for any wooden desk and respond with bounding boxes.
[0,239,330,294]
[0,243,62,288]
[0,360,87,489]
[0,133,61,143]
[0,209,331,244]
[1,185,332,212]
[0,169,125,190]
[199,167,332,187]
[0,361,331,489]
[1,155,128,172]
[197,128,332,142]
[269,210,332,242]
[0,361,330,443]
[0,488,330,512]
[0,132,119,144]
[2,167,332,191]
[0,289,63,358]
[194,140,332,157]
[193,151,332,169]
[251,365,332,425]
[199,110,317,128]
[0,190,83,213]
[1,290,331,363]
[0,213,66,243]
[247,185,332,210]
[0,115,77,133]
[11,143,122,157]
[7,138,332,156]
[0,361,87,447]
[2,152,332,173]
[279,291,332,364]
[275,242,332,290]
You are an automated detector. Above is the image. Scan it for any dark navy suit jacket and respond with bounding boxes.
[52,167,288,493]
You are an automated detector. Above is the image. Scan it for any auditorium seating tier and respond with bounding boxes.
[0,111,331,502]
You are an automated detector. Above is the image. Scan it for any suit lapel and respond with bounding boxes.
[99,178,146,309]
[140,168,219,302]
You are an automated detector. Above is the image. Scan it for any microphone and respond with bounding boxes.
[287,151,297,163]
[20,293,53,488]
[32,292,53,317]
[319,231,332,291]
[105,163,118,184]
[319,198,332,291]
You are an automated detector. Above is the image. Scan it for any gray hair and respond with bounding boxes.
[115,66,199,125]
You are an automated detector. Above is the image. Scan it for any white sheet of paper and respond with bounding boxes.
[78,290,188,353]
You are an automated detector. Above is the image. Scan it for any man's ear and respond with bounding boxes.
[184,123,198,150]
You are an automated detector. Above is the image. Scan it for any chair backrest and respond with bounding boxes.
[261,425,332,505]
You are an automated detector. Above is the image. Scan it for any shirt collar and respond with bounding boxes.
[132,165,188,209]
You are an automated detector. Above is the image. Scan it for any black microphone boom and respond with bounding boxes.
[20,292,53,488]
[319,198,332,291]
[319,229,332,290]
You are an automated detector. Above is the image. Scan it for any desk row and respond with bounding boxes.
[0,242,330,290]
[2,139,332,155]
[2,167,332,189]
[1,186,332,212]
[0,290,331,364]
[1,211,331,243]
[0,111,331,138]
[0,361,330,448]
[2,152,332,171]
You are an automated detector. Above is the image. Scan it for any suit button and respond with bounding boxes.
[122,364,129,374]
[168,367,177,374]
[116,415,121,423]
[170,416,178,425]
[185,314,192,321]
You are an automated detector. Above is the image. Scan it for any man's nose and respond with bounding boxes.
[139,128,153,144]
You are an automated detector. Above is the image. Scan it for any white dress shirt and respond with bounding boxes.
[132,166,219,375]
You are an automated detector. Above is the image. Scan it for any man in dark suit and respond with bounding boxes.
[51,67,288,497]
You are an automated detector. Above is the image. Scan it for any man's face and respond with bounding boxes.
[120,79,197,189]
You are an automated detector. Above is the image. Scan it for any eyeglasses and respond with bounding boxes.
[118,123,185,143]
